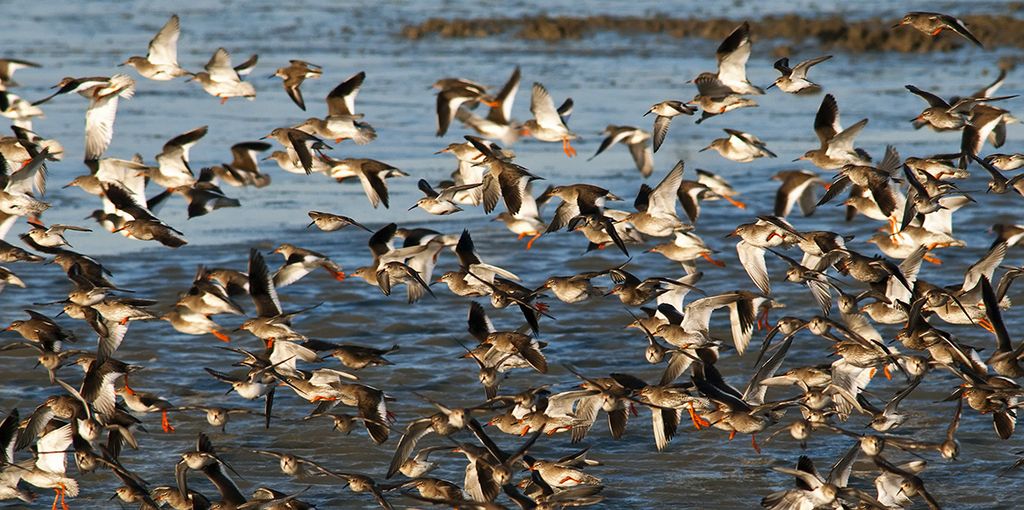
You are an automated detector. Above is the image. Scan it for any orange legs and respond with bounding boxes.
[701,252,726,268]
[161,410,175,434]
[211,329,230,343]
[562,138,577,158]
[687,402,711,429]
[525,233,542,250]
[722,195,746,209]
[757,307,771,330]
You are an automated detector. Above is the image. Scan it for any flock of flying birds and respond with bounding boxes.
[0,8,1022,510]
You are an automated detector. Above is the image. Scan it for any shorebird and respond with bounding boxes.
[292,71,377,145]
[694,21,763,95]
[589,125,653,177]
[894,12,984,47]
[700,129,776,162]
[768,55,832,94]
[32,75,135,160]
[798,94,870,170]
[271,60,322,110]
[121,14,189,80]
[644,100,694,152]
[456,66,521,145]
[411,179,481,215]
[0,58,40,87]
[190,48,257,103]
[521,82,577,157]
[210,141,273,187]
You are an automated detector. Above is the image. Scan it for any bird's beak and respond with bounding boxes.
[259,134,269,140]
[306,221,316,229]
[766,82,776,90]
[261,155,272,161]
[408,204,419,211]
[698,145,711,152]
[117,61,127,67]
[434,148,450,154]
[111,226,126,233]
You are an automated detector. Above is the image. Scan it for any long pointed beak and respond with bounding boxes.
[306,221,316,229]
[698,146,711,152]
[433,148,449,154]
[62,181,75,189]
[643,110,652,117]
[766,82,776,90]
[407,204,419,211]
[259,135,269,140]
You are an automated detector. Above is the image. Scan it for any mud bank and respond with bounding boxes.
[401,13,1024,53]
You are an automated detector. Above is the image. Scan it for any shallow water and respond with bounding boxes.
[1,1,1024,508]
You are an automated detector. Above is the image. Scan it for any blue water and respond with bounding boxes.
[1,1,1023,508]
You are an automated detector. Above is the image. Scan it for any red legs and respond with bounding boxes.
[751,434,762,454]
[757,307,771,330]
[219,97,229,105]
[978,317,995,333]
[517,232,527,240]
[722,195,747,209]
[211,329,230,343]
[562,138,577,158]
[701,252,726,268]
[525,233,542,250]
[161,410,175,433]
[687,402,710,429]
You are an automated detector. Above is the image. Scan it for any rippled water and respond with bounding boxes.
[1,1,1023,508]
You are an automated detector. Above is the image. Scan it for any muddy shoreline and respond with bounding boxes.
[401,13,1024,53]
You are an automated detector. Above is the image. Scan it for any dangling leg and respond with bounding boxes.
[526,233,542,250]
